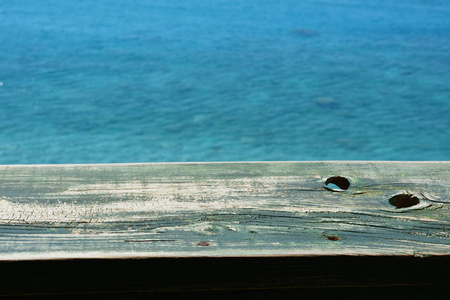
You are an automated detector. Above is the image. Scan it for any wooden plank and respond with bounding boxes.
[1,161,449,259]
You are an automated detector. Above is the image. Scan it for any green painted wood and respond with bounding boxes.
[0,161,449,260]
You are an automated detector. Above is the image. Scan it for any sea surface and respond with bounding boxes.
[0,0,449,164]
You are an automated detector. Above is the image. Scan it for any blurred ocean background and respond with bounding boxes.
[0,0,449,164]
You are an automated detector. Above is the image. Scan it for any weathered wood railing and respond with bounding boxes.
[0,162,449,298]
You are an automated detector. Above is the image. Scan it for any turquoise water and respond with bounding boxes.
[0,0,449,164]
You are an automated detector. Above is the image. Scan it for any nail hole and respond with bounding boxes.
[324,176,350,191]
[326,236,340,241]
[197,241,209,246]
[389,193,420,209]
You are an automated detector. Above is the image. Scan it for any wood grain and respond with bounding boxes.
[0,161,449,259]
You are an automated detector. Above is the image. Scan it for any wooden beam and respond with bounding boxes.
[0,162,449,298]
[1,161,449,259]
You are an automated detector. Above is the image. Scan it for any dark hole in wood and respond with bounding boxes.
[197,241,209,246]
[324,176,350,191]
[389,194,420,209]
[327,236,340,241]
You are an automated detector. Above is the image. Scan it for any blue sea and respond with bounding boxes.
[0,0,449,164]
